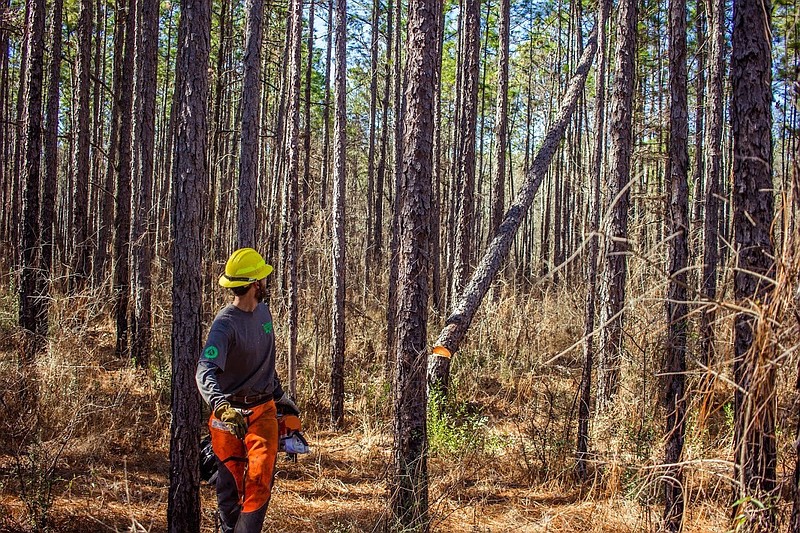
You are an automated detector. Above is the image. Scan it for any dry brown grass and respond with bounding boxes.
[2,235,799,533]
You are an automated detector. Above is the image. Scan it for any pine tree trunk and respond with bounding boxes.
[95,0,127,288]
[113,0,136,357]
[238,0,262,248]
[390,0,440,525]
[19,0,45,363]
[700,0,723,366]
[663,0,689,527]
[429,0,444,312]
[70,0,93,292]
[320,0,333,210]
[330,0,347,429]
[302,0,315,227]
[690,3,705,263]
[167,0,209,528]
[40,0,63,338]
[386,0,404,373]
[11,1,30,274]
[731,0,777,528]
[431,0,480,395]
[0,3,9,262]
[364,0,379,291]
[597,0,636,411]
[374,0,392,270]
[285,0,304,398]
[576,0,608,482]
[451,0,479,303]
[490,0,509,239]
[130,0,158,368]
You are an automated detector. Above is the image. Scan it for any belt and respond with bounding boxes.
[228,392,273,407]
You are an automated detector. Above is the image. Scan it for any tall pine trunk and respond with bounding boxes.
[238,0,263,248]
[597,0,636,411]
[330,0,347,429]
[19,0,45,364]
[113,0,137,357]
[168,0,210,528]
[576,0,609,481]
[390,0,440,525]
[731,0,777,528]
[700,0,723,366]
[70,0,93,292]
[40,0,63,339]
[285,0,304,398]
[663,0,689,527]
[131,0,159,368]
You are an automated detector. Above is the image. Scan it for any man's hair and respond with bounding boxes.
[231,283,252,297]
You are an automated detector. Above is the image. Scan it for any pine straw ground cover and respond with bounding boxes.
[0,273,795,532]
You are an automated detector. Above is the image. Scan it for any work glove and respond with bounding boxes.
[214,402,250,439]
[275,393,300,416]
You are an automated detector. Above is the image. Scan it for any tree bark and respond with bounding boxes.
[390,0,440,525]
[428,29,597,370]
[731,0,777,528]
[663,0,689,527]
[70,0,93,292]
[597,0,636,411]
[374,0,392,269]
[700,0,723,366]
[490,0,509,239]
[364,0,380,290]
[167,0,210,527]
[285,0,304,398]
[386,0,404,373]
[451,0,479,304]
[302,0,315,227]
[40,0,63,339]
[320,0,333,210]
[238,0,263,248]
[113,0,137,357]
[131,0,159,368]
[19,0,46,363]
[576,0,608,482]
[330,0,347,429]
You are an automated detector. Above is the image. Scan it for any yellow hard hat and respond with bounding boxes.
[219,248,274,288]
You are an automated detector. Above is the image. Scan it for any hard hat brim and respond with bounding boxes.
[218,263,274,288]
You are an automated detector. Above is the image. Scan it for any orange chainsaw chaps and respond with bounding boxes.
[209,399,279,515]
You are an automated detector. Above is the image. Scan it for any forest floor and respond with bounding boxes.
[0,284,779,532]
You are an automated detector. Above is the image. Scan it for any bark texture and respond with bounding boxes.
[19,0,45,363]
[700,0,723,366]
[330,0,347,429]
[390,0,440,527]
[597,0,636,411]
[131,0,159,367]
[167,0,210,528]
[731,0,777,528]
[663,0,689,527]
[237,0,263,248]
[576,0,608,481]
[70,0,93,291]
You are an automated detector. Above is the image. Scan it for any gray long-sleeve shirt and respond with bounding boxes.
[195,303,284,412]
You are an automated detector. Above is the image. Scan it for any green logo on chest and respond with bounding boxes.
[262,322,273,334]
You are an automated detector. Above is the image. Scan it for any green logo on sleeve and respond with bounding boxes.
[262,322,273,334]
[204,346,219,359]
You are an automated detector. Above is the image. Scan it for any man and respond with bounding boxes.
[196,247,299,533]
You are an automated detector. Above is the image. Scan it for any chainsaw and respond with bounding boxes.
[199,404,310,484]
